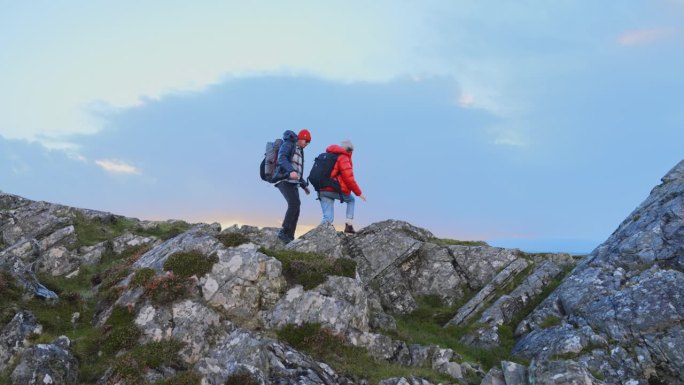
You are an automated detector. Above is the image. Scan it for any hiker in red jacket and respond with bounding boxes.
[319,140,367,233]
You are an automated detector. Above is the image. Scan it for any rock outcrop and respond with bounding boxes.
[1,158,682,385]
[513,159,684,384]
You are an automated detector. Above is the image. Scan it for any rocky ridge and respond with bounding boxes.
[0,159,681,385]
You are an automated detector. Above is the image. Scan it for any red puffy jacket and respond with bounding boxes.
[321,145,362,196]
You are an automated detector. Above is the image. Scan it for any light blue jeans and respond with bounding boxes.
[319,191,355,224]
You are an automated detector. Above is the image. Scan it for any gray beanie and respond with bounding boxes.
[341,140,354,151]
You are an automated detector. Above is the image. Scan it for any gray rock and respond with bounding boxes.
[501,361,527,385]
[446,258,530,327]
[36,246,80,276]
[220,224,286,250]
[286,223,347,259]
[195,328,349,385]
[347,220,525,315]
[529,359,605,385]
[135,300,227,364]
[134,223,222,272]
[200,243,285,327]
[110,232,158,254]
[264,276,369,334]
[480,368,505,385]
[515,159,684,384]
[0,311,42,373]
[11,336,78,385]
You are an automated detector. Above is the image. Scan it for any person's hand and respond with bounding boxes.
[303,186,310,195]
[289,171,299,180]
[359,194,367,202]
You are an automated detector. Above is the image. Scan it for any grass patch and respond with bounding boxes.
[135,221,192,241]
[110,339,186,384]
[277,323,454,385]
[217,232,250,248]
[0,271,23,324]
[388,296,517,370]
[73,212,139,247]
[429,237,489,247]
[74,212,190,247]
[259,248,356,290]
[163,250,218,278]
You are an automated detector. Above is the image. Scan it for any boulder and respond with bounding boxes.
[264,276,369,334]
[286,223,347,259]
[135,300,228,364]
[0,311,42,373]
[11,336,78,385]
[195,328,353,385]
[515,159,684,384]
[133,223,222,272]
[200,243,285,327]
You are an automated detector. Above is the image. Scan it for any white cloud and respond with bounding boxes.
[458,93,475,108]
[618,28,676,46]
[95,159,141,175]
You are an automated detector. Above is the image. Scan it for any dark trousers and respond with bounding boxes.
[277,182,300,239]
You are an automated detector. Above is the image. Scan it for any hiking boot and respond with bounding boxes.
[344,224,356,234]
[277,230,293,243]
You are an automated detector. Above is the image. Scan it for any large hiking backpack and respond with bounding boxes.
[308,152,341,193]
[260,138,283,182]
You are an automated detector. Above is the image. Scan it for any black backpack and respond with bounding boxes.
[308,152,341,194]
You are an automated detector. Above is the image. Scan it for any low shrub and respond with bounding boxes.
[217,232,250,248]
[144,273,194,305]
[224,372,261,385]
[163,250,218,278]
[130,268,156,287]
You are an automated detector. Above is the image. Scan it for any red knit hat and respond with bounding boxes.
[298,129,311,142]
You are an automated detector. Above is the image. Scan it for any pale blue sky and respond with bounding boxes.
[1,1,683,253]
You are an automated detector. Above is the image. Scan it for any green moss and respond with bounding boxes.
[539,315,562,329]
[153,371,202,385]
[429,237,489,247]
[0,272,23,324]
[217,232,250,248]
[277,323,454,385]
[590,369,606,381]
[259,248,356,290]
[224,372,260,385]
[130,268,156,287]
[163,250,218,278]
[144,273,194,305]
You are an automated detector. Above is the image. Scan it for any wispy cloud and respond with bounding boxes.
[95,159,141,175]
[458,93,475,108]
[618,28,676,46]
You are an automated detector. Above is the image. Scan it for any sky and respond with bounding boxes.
[1,1,683,254]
